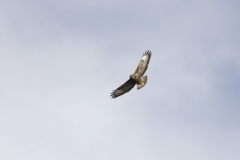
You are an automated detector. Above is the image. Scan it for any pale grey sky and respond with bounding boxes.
[0,0,240,160]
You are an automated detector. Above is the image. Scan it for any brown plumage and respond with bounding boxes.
[110,50,152,99]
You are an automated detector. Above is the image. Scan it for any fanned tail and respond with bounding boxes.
[137,76,147,90]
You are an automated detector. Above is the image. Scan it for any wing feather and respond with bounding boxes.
[110,78,136,99]
[134,50,152,77]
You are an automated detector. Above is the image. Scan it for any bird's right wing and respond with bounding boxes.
[110,78,136,99]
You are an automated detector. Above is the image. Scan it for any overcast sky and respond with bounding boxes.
[0,0,240,159]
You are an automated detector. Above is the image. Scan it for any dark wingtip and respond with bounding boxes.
[110,90,116,99]
[143,50,152,56]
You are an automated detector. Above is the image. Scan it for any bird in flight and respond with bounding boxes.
[110,50,152,99]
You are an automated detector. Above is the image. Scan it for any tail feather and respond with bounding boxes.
[137,76,147,89]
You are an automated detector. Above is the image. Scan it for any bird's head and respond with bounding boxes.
[130,74,138,80]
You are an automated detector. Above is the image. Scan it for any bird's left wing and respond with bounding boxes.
[133,50,152,77]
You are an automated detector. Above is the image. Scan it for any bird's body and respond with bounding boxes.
[110,50,152,98]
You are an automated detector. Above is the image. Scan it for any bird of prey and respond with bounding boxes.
[110,50,152,99]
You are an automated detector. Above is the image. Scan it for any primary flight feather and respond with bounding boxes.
[110,50,152,99]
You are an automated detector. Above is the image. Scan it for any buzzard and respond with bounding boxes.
[110,50,152,98]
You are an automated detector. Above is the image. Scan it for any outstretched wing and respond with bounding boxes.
[110,78,136,99]
[133,50,152,77]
